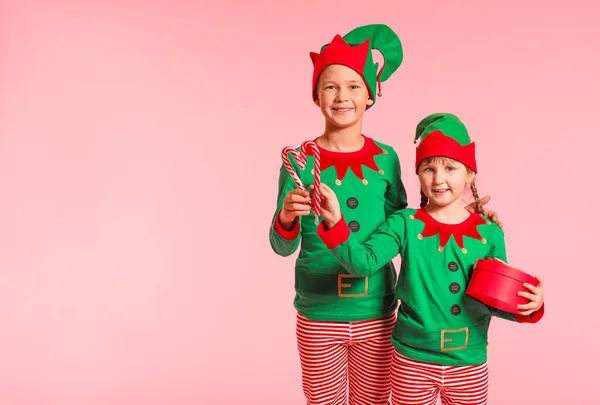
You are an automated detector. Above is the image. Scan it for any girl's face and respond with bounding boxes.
[418,157,475,210]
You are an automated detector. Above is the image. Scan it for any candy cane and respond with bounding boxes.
[281,141,321,223]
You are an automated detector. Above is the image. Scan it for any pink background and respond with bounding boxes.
[0,1,598,404]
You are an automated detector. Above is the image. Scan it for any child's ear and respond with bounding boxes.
[315,98,321,107]
[366,98,374,106]
[467,171,476,183]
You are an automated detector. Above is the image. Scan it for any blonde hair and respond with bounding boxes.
[418,156,483,215]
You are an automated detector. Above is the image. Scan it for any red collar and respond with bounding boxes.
[413,209,487,249]
[308,135,384,181]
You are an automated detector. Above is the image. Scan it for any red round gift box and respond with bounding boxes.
[466,258,537,314]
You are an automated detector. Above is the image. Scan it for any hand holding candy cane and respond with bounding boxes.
[311,183,342,230]
[278,189,312,229]
[281,141,322,224]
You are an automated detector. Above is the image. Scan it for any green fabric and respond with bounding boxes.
[415,113,471,146]
[329,208,517,366]
[269,140,407,322]
[320,24,403,106]
[343,24,403,82]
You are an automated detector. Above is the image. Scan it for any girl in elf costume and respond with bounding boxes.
[270,24,502,405]
[315,113,545,405]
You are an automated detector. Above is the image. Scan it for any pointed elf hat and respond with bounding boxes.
[310,24,403,108]
[414,113,477,173]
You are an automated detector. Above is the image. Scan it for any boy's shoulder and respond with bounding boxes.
[369,138,401,169]
[370,137,398,155]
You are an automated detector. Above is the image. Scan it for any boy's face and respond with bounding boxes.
[315,64,373,130]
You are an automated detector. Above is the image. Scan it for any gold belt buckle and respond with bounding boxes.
[440,327,469,351]
[337,274,368,297]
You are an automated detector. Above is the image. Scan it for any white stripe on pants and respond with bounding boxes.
[296,312,397,405]
[391,351,489,405]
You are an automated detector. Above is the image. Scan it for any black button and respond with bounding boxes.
[448,262,459,272]
[449,283,461,294]
[346,197,359,209]
[348,220,360,232]
[450,304,461,315]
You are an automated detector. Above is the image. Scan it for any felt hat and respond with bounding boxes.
[310,24,403,108]
[414,113,477,173]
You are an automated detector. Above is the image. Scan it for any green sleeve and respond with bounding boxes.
[485,224,518,321]
[269,163,302,257]
[384,148,408,217]
[327,211,407,277]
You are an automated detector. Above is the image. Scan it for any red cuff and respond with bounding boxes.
[316,216,351,249]
[273,211,300,240]
[516,303,545,324]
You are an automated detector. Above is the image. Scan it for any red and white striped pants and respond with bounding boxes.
[296,312,396,405]
[391,351,489,405]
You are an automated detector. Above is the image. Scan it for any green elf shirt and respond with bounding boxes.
[269,136,407,322]
[318,208,544,366]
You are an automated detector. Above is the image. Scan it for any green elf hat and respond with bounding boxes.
[310,24,403,108]
[414,113,477,173]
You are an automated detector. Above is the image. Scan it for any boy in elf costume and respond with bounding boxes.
[316,113,545,405]
[270,25,502,404]
[270,24,406,405]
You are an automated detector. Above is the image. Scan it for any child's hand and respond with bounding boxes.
[313,184,342,229]
[278,189,312,229]
[516,276,545,315]
[466,195,503,229]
